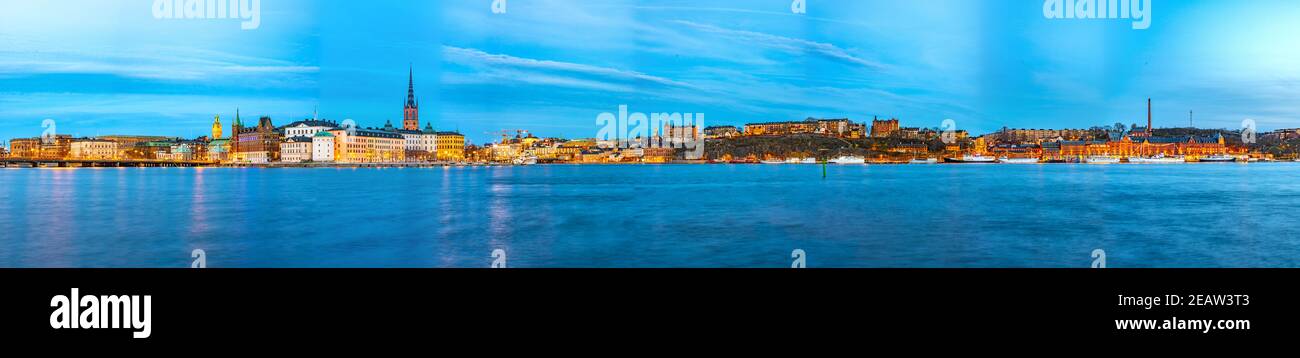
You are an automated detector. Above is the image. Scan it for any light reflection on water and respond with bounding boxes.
[1,164,1298,268]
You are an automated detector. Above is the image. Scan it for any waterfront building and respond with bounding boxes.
[69,139,119,160]
[403,67,420,131]
[280,136,313,163]
[436,131,465,161]
[998,128,1097,142]
[1049,134,1241,160]
[207,138,230,162]
[8,138,40,158]
[212,115,223,140]
[745,120,811,136]
[282,119,338,138]
[157,141,202,162]
[643,147,675,163]
[704,126,740,139]
[231,111,283,164]
[889,143,930,155]
[662,123,701,146]
[744,118,857,137]
[384,121,437,161]
[328,128,405,163]
[871,117,900,138]
[311,131,335,162]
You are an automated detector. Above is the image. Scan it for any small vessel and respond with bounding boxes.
[1198,154,1237,162]
[909,158,939,164]
[1128,153,1184,164]
[512,156,538,165]
[760,159,786,164]
[828,156,866,164]
[998,157,1040,164]
[800,158,818,164]
[1084,156,1120,164]
[945,155,997,164]
[783,158,802,164]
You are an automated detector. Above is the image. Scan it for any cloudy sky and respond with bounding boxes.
[2,0,1299,144]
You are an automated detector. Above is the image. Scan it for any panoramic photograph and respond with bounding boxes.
[0,0,1293,343]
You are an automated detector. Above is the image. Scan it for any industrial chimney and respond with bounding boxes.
[1147,98,1152,136]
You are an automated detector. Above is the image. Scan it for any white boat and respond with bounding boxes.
[1198,154,1237,162]
[909,158,939,164]
[784,158,802,164]
[828,156,866,164]
[1084,156,1120,164]
[800,158,818,164]
[761,159,785,164]
[998,157,1040,164]
[945,155,997,164]
[1128,154,1184,164]
[512,156,538,165]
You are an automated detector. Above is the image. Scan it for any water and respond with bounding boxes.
[2,164,1298,268]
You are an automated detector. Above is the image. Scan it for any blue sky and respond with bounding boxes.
[2,0,1299,144]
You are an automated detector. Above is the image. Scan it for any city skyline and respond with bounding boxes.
[3,0,1300,144]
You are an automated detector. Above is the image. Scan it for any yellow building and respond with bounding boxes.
[211,115,223,140]
[69,139,119,160]
[436,131,465,161]
[328,128,405,163]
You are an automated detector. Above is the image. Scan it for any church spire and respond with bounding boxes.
[406,65,417,107]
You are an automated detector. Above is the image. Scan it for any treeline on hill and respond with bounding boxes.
[701,134,960,160]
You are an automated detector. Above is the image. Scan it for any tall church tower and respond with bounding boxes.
[212,114,223,140]
[231,109,243,153]
[403,66,419,131]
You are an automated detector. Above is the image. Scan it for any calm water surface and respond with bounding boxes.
[2,164,1298,267]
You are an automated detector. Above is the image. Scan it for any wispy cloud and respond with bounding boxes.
[672,20,887,70]
[442,46,695,89]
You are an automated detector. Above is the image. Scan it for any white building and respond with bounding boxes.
[280,136,312,163]
[389,122,437,161]
[282,120,338,138]
[312,131,335,162]
[69,139,119,160]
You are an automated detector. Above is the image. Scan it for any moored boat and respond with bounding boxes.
[828,156,866,164]
[1128,154,1184,164]
[1084,156,1120,164]
[909,158,939,164]
[760,159,785,164]
[1198,154,1237,162]
[944,155,997,164]
[998,157,1040,164]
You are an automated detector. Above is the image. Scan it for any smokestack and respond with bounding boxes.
[1147,98,1152,135]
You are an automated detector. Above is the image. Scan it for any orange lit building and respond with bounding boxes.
[871,117,900,138]
[1045,134,1243,160]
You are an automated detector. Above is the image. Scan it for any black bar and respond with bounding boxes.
[1,269,1289,346]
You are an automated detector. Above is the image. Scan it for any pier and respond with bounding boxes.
[1,158,214,168]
